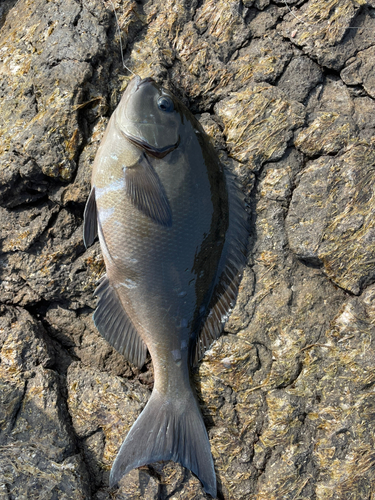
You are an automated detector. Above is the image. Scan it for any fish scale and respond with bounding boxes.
[83,76,248,497]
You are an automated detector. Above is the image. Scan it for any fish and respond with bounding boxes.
[83,75,248,498]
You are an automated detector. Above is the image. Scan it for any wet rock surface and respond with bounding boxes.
[0,0,375,499]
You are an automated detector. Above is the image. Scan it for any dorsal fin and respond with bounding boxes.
[93,275,147,368]
[192,170,248,365]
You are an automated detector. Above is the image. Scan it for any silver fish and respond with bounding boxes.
[83,76,247,497]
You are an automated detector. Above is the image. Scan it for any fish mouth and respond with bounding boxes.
[136,77,155,90]
[124,132,180,159]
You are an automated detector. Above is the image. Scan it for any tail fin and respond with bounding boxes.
[109,388,217,497]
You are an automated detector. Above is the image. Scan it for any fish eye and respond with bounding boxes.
[157,96,174,112]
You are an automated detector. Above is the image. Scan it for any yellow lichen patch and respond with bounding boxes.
[267,327,307,388]
[175,29,209,64]
[227,35,292,93]
[315,445,375,499]
[195,0,245,47]
[234,54,276,83]
[318,144,375,293]
[120,0,184,79]
[116,0,250,100]
[260,166,292,201]
[257,251,280,269]
[215,84,305,166]
[103,0,145,83]
[67,364,149,467]
[0,444,87,499]
[198,336,260,397]
[209,425,253,497]
[295,112,355,156]
[283,291,375,497]
[0,0,83,179]
[200,67,230,96]
[326,299,375,388]
[287,142,375,294]
[260,391,296,448]
[85,254,105,282]
[33,250,64,276]
[0,333,24,381]
[325,447,375,498]
[256,463,312,500]
[145,0,180,40]
[65,129,81,162]
[2,230,31,252]
[283,0,365,45]
[105,0,144,35]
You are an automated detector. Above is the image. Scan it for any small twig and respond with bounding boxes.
[247,383,271,393]
[258,263,277,283]
[72,97,102,111]
[300,343,334,352]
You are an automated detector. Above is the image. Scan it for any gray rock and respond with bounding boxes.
[0,306,86,498]
[280,1,369,71]
[248,5,287,37]
[0,447,89,500]
[295,76,360,156]
[277,56,323,103]
[286,144,375,294]
[341,45,375,98]
[228,34,293,87]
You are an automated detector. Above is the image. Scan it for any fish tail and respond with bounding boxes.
[109,388,217,497]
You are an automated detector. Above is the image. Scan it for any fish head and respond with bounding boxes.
[115,76,182,159]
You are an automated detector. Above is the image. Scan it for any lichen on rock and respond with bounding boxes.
[286,143,375,294]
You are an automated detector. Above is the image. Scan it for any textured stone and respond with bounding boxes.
[277,56,323,103]
[214,83,305,168]
[0,447,89,500]
[280,0,367,71]
[286,144,375,294]
[67,363,150,467]
[1,0,375,498]
[341,45,375,98]
[0,306,84,498]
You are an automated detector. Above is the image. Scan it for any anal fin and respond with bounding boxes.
[93,275,147,368]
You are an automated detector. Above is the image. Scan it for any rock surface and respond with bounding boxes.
[0,0,375,498]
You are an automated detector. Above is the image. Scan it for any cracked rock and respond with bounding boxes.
[286,143,375,294]
[1,0,375,498]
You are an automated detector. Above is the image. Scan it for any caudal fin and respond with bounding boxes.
[109,388,217,497]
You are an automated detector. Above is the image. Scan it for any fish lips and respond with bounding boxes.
[123,131,180,159]
[136,76,155,89]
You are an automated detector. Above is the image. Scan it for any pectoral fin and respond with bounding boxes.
[83,187,98,248]
[124,154,172,227]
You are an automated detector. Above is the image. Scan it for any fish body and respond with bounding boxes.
[83,76,247,497]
